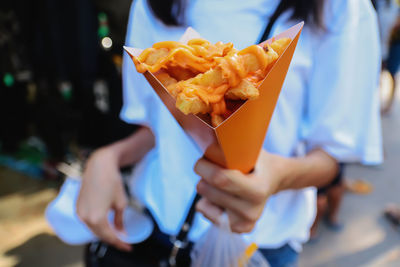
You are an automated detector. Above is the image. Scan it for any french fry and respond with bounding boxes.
[211,114,225,127]
[132,37,291,127]
[144,48,169,65]
[225,79,259,100]
[125,23,304,172]
[155,71,177,87]
[269,38,291,56]
[176,93,211,115]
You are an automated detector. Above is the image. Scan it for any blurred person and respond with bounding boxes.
[382,14,400,220]
[47,0,383,266]
[385,15,400,110]
[373,0,400,113]
[373,0,399,62]
[310,165,345,241]
[388,15,400,74]
[384,203,400,229]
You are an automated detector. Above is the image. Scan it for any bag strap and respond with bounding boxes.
[176,193,201,242]
[166,5,288,265]
[168,193,200,266]
[169,6,286,262]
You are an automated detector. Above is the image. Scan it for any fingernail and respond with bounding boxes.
[196,180,207,194]
[195,159,212,177]
[195,199,205,212]
[194,159,204,175]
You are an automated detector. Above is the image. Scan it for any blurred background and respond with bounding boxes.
[0,0,399,266]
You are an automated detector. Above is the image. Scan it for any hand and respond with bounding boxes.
[77,148,131,251]
[194,150,287,233]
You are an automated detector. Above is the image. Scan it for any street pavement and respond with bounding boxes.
[300,76,400,267]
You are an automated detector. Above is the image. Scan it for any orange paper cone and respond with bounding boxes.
[124,22,303,173]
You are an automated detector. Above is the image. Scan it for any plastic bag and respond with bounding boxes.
[191,213,270,267]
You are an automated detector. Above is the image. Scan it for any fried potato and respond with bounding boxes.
[240,45,279,74]
[188,39,235,59]
[169,48,214,72]
[270,38,291,56]
[211,114,224,127]
[155,71,180,97]
[144,48,169,65]
[176,92,210,115]
[167,83,180,97]
[225,79,259,100]
[192,68,225,87]
[166,65,198,81]
[132,37,291,127]
[155,72,177,87]
[168,43,280,120]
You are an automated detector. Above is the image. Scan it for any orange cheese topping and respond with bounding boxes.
[131,37,291,126]
[174,44,278,110]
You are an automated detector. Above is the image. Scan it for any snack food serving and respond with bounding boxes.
[131,37,291,127]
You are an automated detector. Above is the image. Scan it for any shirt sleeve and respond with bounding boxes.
[120,0,153,127]
[301,0,383,165]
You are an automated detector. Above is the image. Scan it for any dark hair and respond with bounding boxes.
[147,0,185,26]
[371,0,392,10]
[147,0,325,28]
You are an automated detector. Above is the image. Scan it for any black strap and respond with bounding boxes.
[176,193,201,242]
[157,2,288,246]
[258,0,288,43]
[172,4,285,252]
[168,193,200,266]
[177,2,286,237]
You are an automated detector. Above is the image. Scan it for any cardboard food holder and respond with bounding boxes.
[124,22,303,173]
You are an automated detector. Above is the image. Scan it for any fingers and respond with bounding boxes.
[88,218,132,252]
[112,195,127,232]
[196,197,223,225]
[77,204,131,252]
[196,194,257,233]
[194,158,266,202]
[197,180,260,223]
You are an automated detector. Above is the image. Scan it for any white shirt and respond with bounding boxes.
[121,0,382,250]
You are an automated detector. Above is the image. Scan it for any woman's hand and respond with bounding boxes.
[194,150,287,233]
[77,148,132,251]
[76,127,155,251]
[194,148,338,233]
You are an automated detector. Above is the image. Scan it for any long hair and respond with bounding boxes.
[147,0,185,26]
[147,0,325,28]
